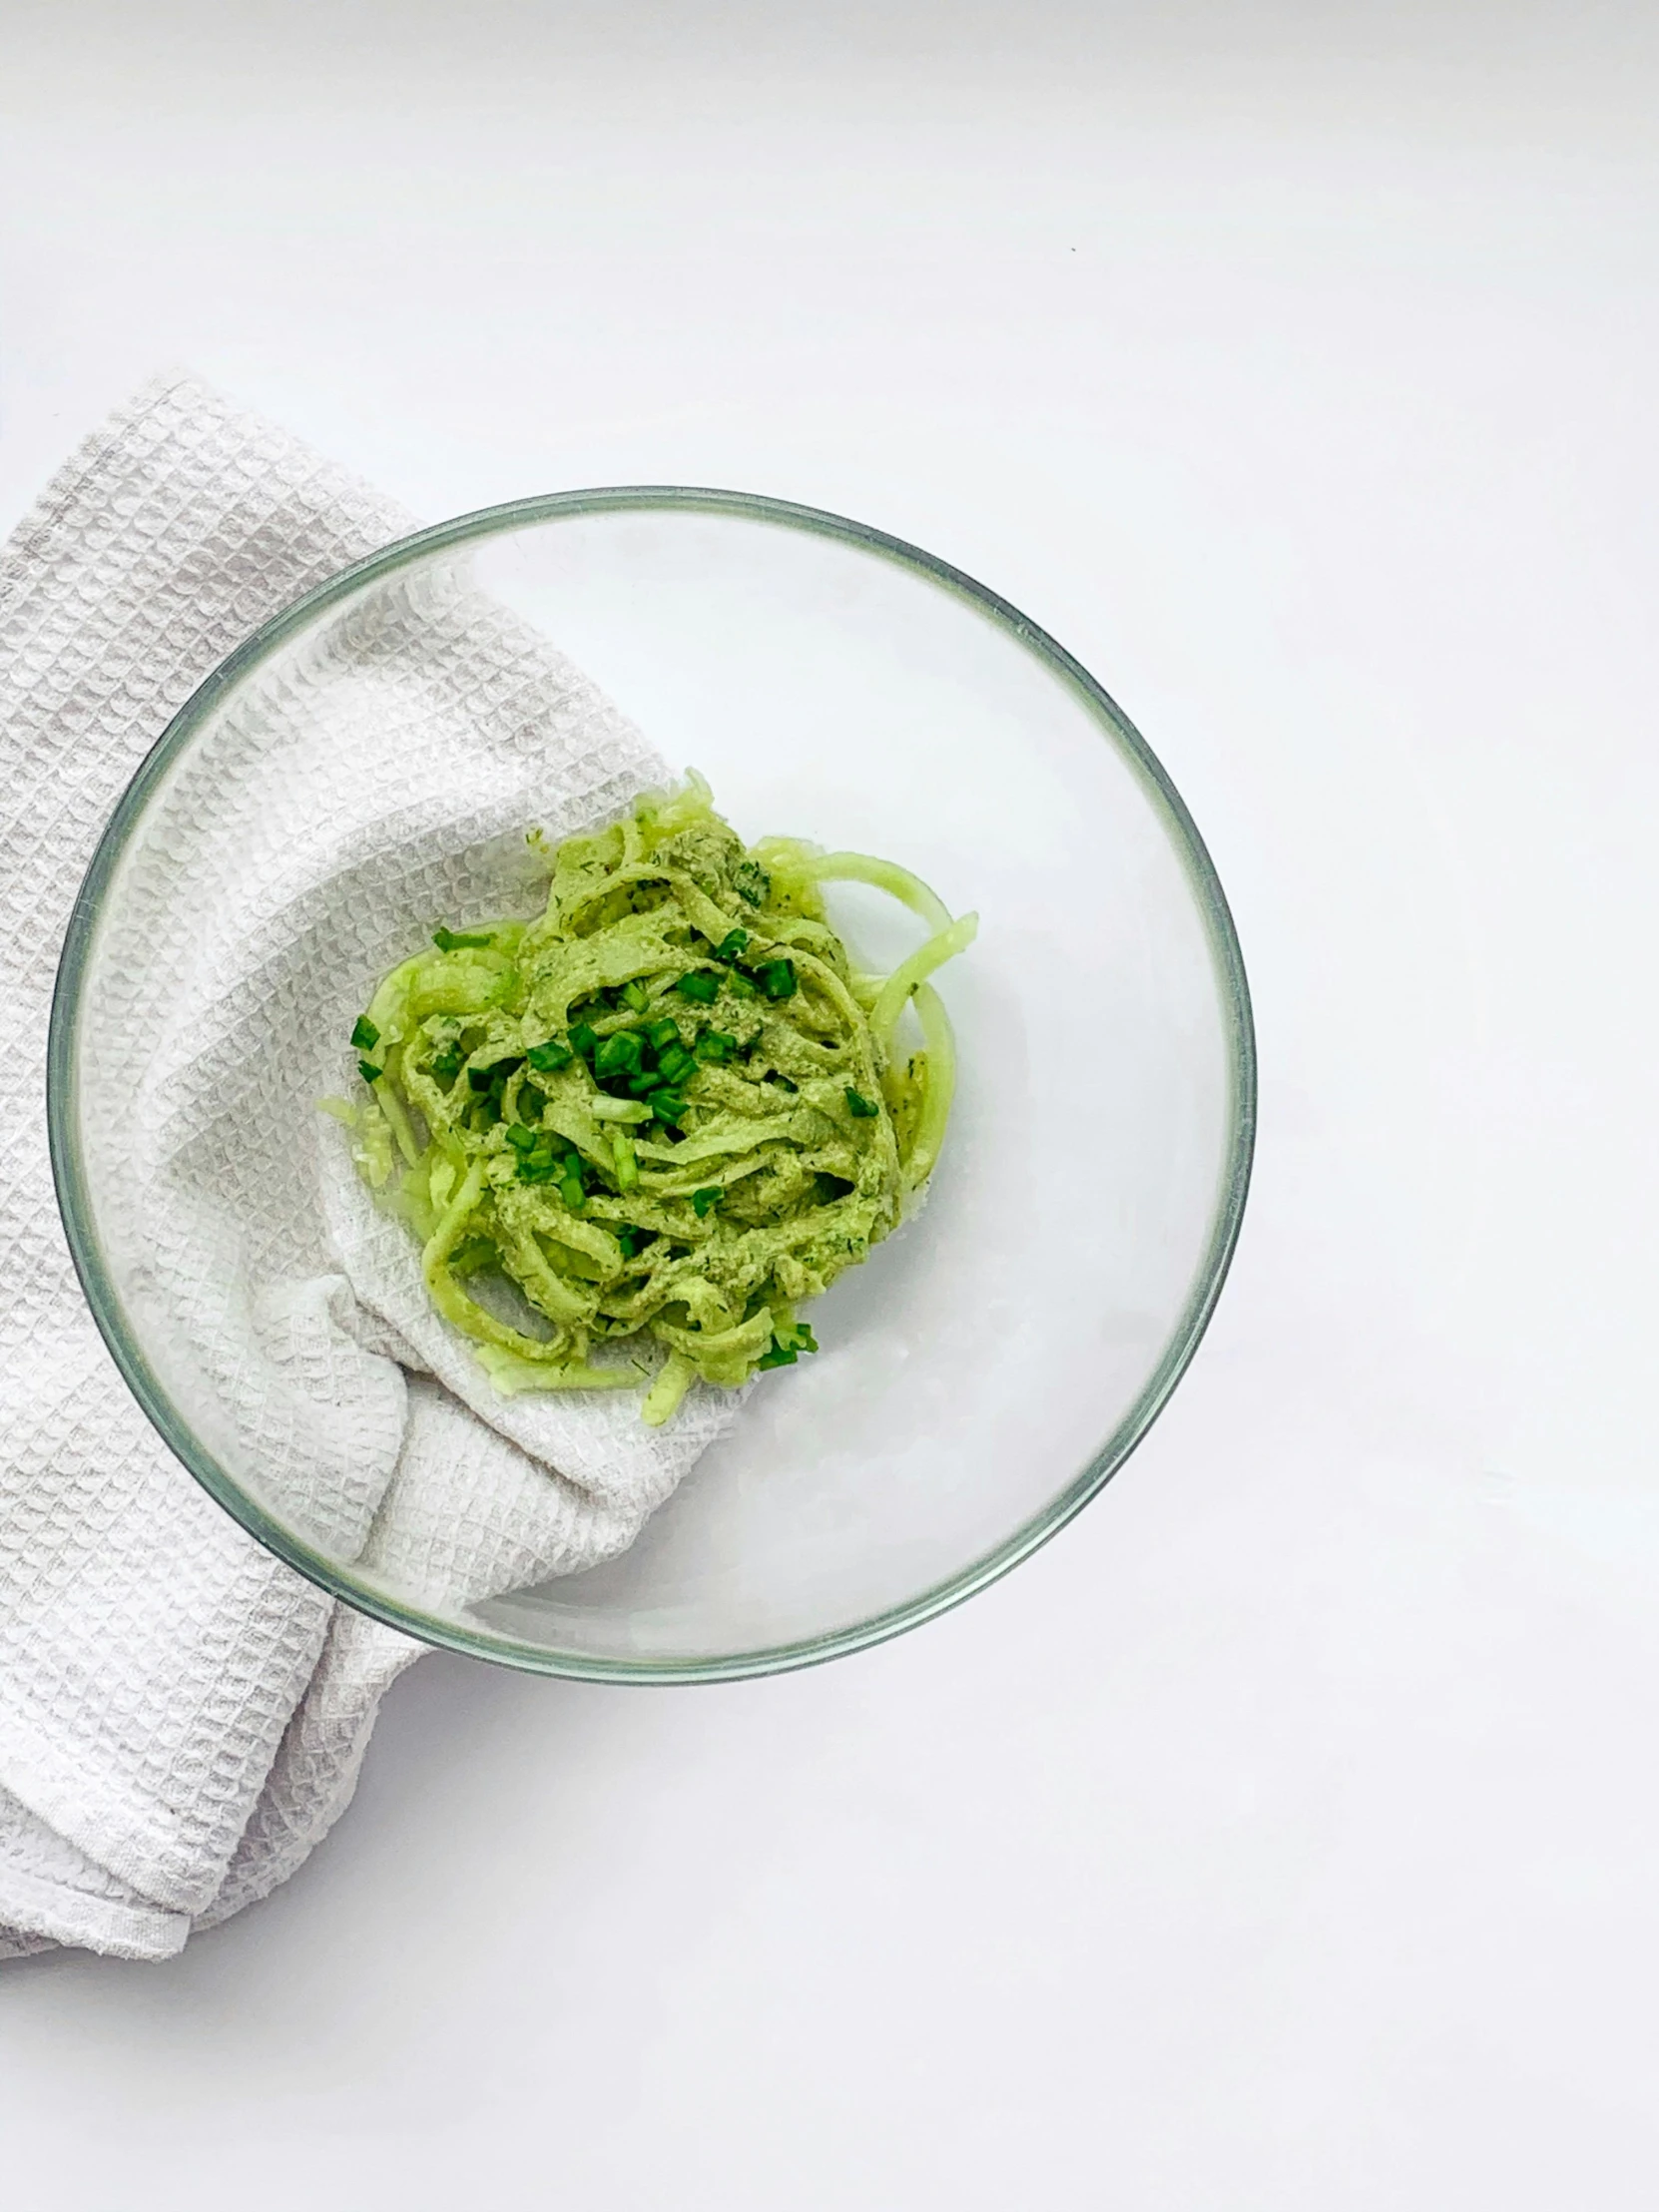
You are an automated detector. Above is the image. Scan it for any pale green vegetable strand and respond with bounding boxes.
[325,776,973,1422]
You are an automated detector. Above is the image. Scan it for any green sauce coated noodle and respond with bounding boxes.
[327,777,975,1423]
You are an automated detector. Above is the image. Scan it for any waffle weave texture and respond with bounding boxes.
[0,373,725,1960]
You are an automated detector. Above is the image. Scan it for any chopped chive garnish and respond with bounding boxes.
[651,1090,686,1125]
[656,1042,695,1083]
[695,1029,737,1063]
[569,1021,599,1057]
[758,1320,819,1370]
[433,926,493,951]
[629,1068,665,1095]
[505,1124,536,1152]
[676,970,720,1004]
[617,1225,650,1259]
[526,1038,573,1074]
[758,958,797,1000]
[560,1174,586,1211]
[712,928,750,961]
[430,1046,464,1081]
[613,1131,640,1192]
[844,1087,879,1118]
[357,1059,382,1085]
[350,1015,379,1052]
[594,1031,644,1078]
[621,979,650,1013]
[645,1017,680,1052]
[691,1186,721,1218]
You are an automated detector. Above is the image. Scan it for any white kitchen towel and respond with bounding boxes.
[0,372,730,1962]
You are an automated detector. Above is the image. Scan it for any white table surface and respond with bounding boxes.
[5,4,1659,2203]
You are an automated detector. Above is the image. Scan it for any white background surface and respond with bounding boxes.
[5,3,1659,2202]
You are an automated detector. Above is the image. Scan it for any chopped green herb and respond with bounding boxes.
[433,926,493,951]
[713,928,750,961]
[505,1124,537,1153]
[845,1087,879,1118]
[594,1031,644,1079]
[357,1059,382,1086]
[759,1320,819,1369]
[559,1173,586,1212]
[676,970,720,1005]
[695,1029,737,1063]
[526,1038,573,1074]
[651,1090,687,1125]
[691,1186,721,1218]
[617,1225,653,1260]
[758,958,798,1000]
[645,1017,681,1052]
[430,1045,465,1081]
[349,1015,379,1052]
[621,980,650,1013]
[569,1021,600,1057]
[734,858,770,905]
[656,1042,695,1083]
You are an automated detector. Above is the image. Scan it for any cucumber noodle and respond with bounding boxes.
[324,777,975,1425]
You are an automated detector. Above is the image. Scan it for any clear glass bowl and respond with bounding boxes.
[48,491,1255,1681]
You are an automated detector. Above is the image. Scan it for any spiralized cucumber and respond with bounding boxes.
[327,776,974,1422]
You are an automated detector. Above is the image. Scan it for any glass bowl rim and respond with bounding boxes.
[47,485,1257,1685]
